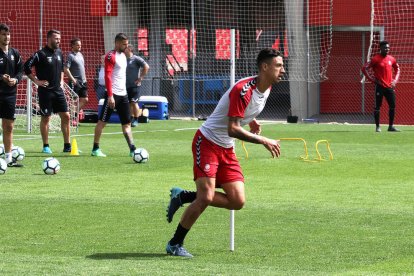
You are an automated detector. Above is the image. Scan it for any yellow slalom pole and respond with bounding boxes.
[241,141,249,159]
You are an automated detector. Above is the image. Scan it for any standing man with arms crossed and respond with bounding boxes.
[24,29,71,153]
[124,44,149,127]
[165,48,284,257]
[64,37,88,123]
[91,33,137,157]
[0,23,24,167]
[362,40,401,132]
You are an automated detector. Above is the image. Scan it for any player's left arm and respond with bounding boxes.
[60,52,65,87]
[13,49,23,85]
[392,59,401,88]
[60,72,65,87]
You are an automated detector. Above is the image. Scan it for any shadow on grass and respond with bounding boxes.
[86,252,168,260]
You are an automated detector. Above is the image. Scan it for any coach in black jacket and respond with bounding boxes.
[24,29,71,154]
[0,23,23,167]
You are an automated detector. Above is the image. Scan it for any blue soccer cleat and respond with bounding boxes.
[42,146,53,154]
[166,242,193,258]
[91,148,107,157]
[166,187,184,223]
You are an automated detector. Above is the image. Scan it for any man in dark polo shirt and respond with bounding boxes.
[24,29,71,153]
[0,23,23,167]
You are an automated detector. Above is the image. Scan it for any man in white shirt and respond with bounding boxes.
[91,33,136,157]
[165,48,285,257]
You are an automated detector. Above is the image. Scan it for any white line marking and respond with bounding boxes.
[11,127,200,142]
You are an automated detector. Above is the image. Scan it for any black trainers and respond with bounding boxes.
[388,126,401,132]
[8,162,24,167]
[166,187,184,223]
[63,147,72,152]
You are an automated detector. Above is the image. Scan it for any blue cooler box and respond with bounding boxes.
[97,99,121,123]
[138,96,169,120]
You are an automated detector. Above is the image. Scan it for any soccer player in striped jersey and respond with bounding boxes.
[165,48,285,257]
[91,33,136,157]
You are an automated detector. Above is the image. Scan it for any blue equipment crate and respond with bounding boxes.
[138,96,169,120]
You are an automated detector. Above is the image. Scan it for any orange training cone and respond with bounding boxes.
[70,138,80,156]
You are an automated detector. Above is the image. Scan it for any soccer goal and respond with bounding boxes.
[13,78,79,134]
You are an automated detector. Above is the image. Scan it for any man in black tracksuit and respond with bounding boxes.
[0,23,23,167]
[24,29,71,153]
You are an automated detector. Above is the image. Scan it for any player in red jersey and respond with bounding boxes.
[165,48,284,257]
[362,41,401,132]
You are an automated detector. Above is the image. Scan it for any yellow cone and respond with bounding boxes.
[70,138,80,156]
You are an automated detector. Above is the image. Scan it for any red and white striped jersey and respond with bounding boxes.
[104,50,127,96]
[200,76,271,148]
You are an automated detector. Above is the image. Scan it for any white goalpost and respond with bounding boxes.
[229,29,236,252]
[14,78,79,134]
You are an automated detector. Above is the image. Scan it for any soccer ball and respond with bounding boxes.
[0,144,4,158]
[0,158,7,174]
[12,146,25,162]
[42,157,61,175]
[132,148,149,163]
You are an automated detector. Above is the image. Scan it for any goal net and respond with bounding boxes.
[2,0,333,126]
[369,0,414,83]
[14,80,79,134]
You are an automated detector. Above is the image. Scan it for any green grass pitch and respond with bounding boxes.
[1,120,413,275]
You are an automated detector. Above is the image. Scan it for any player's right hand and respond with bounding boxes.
[263,137,281,158]
[108,96,115,109]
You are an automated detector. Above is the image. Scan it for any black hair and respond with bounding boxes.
[70,37,81,46]
[379,40,389,47]
[115,33,128,42]
[47,29,61,38]
[0,23,10,33]
[257,48,283,68]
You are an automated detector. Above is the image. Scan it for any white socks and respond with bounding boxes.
[5,152,12,164]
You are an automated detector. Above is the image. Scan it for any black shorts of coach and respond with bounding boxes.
[69,81,88,98]
[0,93,17,120]
[38,88,68,116]
[99,94,131,125]
[127,86,140,103]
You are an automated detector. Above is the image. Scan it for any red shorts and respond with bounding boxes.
[192,130,244,186]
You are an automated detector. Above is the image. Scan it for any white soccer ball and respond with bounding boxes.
[0,144,4,158]
[12,146,25,162]
[42,157,61,175]
[0,158,7,174]
[132,148,149,163]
